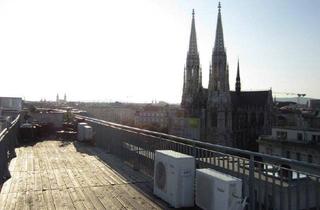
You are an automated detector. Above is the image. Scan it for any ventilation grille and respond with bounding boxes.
[155,161,166,192]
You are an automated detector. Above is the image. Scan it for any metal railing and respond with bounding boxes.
[0,115,20,186]
[77,115,320,210]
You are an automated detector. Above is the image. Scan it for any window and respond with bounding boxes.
[297,133,303,141]
[296,153,301,161]
[308,155,313,163]
[276,131,287,140]
[286,151,290,159]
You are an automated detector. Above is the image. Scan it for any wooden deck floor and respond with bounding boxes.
[0,140,169,210]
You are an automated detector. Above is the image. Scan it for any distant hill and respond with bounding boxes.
[274,97,316,105]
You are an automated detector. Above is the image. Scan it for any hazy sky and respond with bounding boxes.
[0,0,319,103]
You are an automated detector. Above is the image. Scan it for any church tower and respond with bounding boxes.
[181,9,203,117]
[206,2,233,146]
[235,59,241,94]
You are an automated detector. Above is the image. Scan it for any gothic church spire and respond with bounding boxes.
[236,59,241,93]
[213,2,225,54]
[181,9,202,117]
[188,9,198,55]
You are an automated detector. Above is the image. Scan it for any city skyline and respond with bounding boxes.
[0,0,319,102]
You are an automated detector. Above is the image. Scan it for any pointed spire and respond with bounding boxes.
[213,2,225,53]
[236,59,240,79]
[236,59,241,93]
[188,9,198,55]
[183,67,186,87]
[199,66,202,88]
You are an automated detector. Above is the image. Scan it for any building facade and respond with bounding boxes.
[181,3,272,150]
[134,105,169,131]
[258,127,320,164]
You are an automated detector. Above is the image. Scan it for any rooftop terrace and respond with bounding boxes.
[0,140,172,209]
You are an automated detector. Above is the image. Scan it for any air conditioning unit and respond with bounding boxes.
[153,150,195,208]
[196,168,242,210]
[83,125,93,141]
[77,122,87,141]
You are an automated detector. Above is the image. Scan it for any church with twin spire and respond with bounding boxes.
[181,3,273,151]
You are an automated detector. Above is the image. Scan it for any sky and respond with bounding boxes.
[0,0,319,103]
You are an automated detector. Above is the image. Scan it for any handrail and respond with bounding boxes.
[0,115,20,142]
[75,114,320,171]
[0,128,7,139]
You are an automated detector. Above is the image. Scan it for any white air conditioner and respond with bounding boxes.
[77,122,87,141]
[153,150,195,208]
[83,125,93,141]
[196,168,242,210]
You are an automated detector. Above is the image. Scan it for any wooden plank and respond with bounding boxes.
[25,190,34,210]
[60,169,74,189]
[38,152,47,171]
[91,186,122,210]
[82,187,106,210]
[78,168,103,187]
[0,193,8,210]
[8,172,18,193]
[123,183,163,210]
[106,184,134,210]
[17,171,27,193]
[11,171,22,193]
[135,182,169,208]
[46,169,58,190]
[14,192,25,210]
[66,169,81,188]
[59,188,76,210]
[53,169,65,189]
[32,190,47,210]
[71,169,90,187]
[40,170,51,190]
[26,171,35,191]
[21,151,28,172]
[51,189,64,209]
[34,171,42,191]
[4,192,17,210]
[74,187,95,210]
[42,144,53,171]
[34,157,40,172]
[42,190,55,210]
[67,187,87,210]
[119,184,152,209]
[26,148,34,172]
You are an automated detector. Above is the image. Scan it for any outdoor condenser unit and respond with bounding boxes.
[83,125,93,141]
[77,122,87,141]
[196,168,242,210]
[153,150,195,208]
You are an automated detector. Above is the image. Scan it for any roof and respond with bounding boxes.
[231,90,271,108]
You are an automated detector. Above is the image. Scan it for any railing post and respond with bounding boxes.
[192,141,196,157]
[249,154,255,210]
